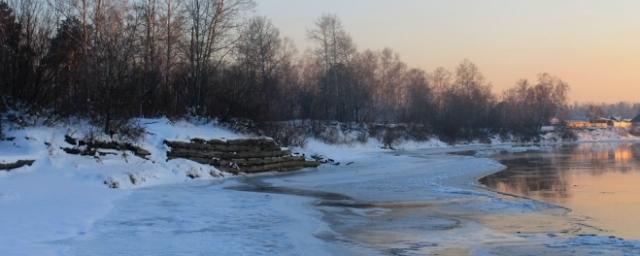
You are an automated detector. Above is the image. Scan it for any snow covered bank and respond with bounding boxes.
[0,118,406,255]
[539,128,640,144]
[0,118,250,255]
[1,118,246,189]
[573,128,640,143]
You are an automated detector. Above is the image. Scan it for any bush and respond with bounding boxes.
[259,122,309,147]
[560,128,577,141]
[381,129,402,149]
[92,119,146,142]
[114,121,146,142]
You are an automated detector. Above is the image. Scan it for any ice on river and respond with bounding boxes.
[54,180,363,256]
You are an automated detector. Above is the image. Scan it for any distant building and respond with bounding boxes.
[610,116,632,129]
[590,118,610,129]
[564,116,632,130]
[565,119,591,129]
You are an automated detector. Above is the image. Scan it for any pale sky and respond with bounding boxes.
[255,0,640,103]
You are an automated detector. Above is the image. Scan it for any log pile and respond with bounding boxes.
[62,135,151,159]
[165,138,320,174]
[0,160,35,172]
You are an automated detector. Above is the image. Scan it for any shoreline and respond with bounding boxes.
[256,146,566,253]
[472,154,573,213]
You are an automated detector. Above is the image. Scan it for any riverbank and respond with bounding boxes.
[0,118,246,255]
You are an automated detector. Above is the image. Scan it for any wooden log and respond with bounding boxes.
[167,149,220,159]
[240,160,318,173]
[86,140,124,150]
[226,138,275,146]
[223,149,291,159]
[68,139,152,159]
[207,144,279,152]
[168,148,291,159]
[206,139,227,145]
[165,138,319,174]
[167,138,278,147]
[165,141,206,150]
[62,147,96,156]
[240,160,320,173]
[133,148,152,158]
[101,141,150,158]
[210,138,277,147]
[229,156,306,166]
[166,152,317,171]
[165,140,280,153]
[62,147,121,157]
[190,138,207,144]
[64,135,77,145]
[0,160,35,171]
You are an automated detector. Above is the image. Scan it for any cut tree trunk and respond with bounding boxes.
[62,136,151,159]
[0,160,35,171]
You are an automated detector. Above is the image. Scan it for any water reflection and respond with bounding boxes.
[481,143,640,239]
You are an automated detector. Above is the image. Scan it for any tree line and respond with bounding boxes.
[0,0,569,140]
[567,102,640,120]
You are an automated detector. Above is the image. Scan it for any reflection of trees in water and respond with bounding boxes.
[481,156,571,202]
[481,143,640,203]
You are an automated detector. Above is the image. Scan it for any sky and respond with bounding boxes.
[254,0,640,103]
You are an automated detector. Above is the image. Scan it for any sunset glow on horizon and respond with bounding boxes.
[257,0,640,103]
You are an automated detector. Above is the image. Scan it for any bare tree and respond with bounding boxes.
[183,0,254,113]
[437,60,495,139]
[307,14,356,120]
[307,14,355,72]
[236,16,280,84]
[376,48,406,121]
[404,68,433,124]
[0,5,580,142]
[497,73,569,136]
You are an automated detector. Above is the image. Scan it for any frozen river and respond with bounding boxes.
[56,147,640,255]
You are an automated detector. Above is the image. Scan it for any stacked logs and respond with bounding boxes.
[165,138,320,174]
[62,135,151,159]
[0,160,35,172]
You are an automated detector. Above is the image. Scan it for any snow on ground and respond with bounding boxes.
[296,136,539,164]
[574,128,640,143]
[55,179,375,256]
[0,118,248,255]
